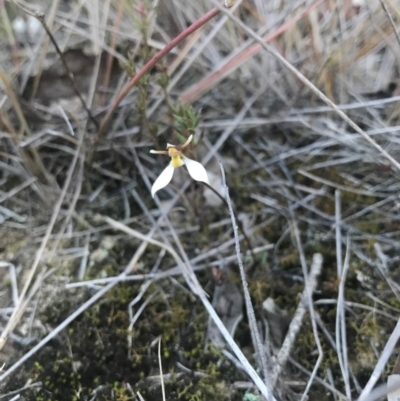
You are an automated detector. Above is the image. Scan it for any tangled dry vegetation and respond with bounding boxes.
[1,0,400,400]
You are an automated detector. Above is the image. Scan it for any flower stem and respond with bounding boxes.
[98,7,221,138]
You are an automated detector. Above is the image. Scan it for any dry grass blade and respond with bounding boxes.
[292,221,323,401]
[358,318,400,401]
[378,0,400,49]
[272,253,323,386]
[158,337,166,401]
[336,235,352,400]
[387,375,400,401]
[219,160,274,398]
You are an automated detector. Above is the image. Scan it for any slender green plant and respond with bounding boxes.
[97,1,235,138]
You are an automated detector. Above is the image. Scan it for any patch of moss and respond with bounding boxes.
[9,279,248,401]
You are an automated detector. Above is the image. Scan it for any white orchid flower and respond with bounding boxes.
[150,135,210,198]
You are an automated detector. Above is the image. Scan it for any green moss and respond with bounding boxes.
[12,277,247,401]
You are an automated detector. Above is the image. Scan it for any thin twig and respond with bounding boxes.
[378,0,400,50]
[336,236,351,400]
[0,1,21,72]
[100,0,126,106]
[219,160,274,399]
[289,357,348,400]
[292,221,323,401]
[127,286,159,355]
[358,317,400,401]
[203,181,255,261]
[34,13,99,128]
[335,190,343,277]
[272,253,323,386]
[158,337,166,401]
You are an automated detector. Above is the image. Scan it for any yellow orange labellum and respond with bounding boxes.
[170,155,184,168]
[167,146,184,167]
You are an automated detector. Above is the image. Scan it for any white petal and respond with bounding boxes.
[151,163,175,198]
[182,134,193,148]
[184,157,210,185]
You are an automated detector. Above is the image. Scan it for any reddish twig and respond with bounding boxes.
[97,6,221,138]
